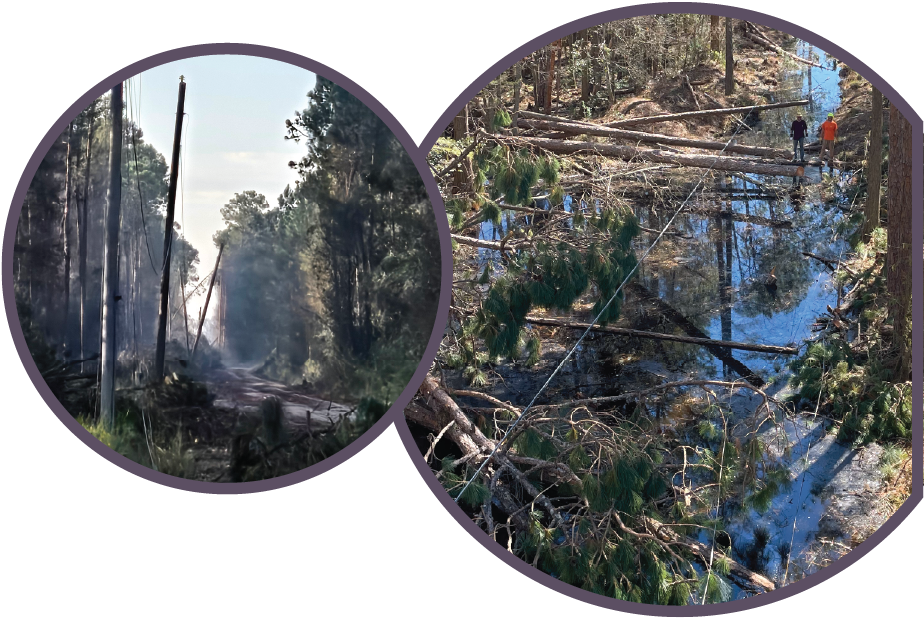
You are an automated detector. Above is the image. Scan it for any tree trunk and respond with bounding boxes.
[742,29,827,69]
[495,135,804,177]
[516,116,790,158]
[641,516,775,592]
[452,103,468,139]
[580,32,591,102]
[99,83,123,429]
[61,123,74,348]
[725,18,734,96]
[862,86,883,241]
[687,205,792,228]
[545,43,556,114]
[512,63,522,136]
[710,16,721,52]
[886,103,912,381]
[78,104,95,373]
[523,316,797,354]
[600,100,809,128]
[628,281,765,386]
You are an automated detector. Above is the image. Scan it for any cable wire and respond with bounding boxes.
[126,77,161,275]
[454,104,761,504]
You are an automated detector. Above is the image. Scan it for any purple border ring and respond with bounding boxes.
[2,43,453,495]
[394,3,922,614]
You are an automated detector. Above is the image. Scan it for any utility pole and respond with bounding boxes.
[154,76,187,381]
[99,82,123,429]
[192,243,224,360]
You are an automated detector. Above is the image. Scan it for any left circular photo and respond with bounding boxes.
[3,47,447,491]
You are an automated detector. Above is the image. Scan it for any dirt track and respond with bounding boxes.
[207,367,354,431]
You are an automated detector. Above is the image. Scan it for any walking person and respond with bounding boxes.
[818,112,838,164]
[790,113,808,162]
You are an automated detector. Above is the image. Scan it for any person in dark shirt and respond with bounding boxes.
[790,113,808,162]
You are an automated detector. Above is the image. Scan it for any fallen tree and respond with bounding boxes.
[601,100,810,128]
[494,135,804,177]
[406,375,780,598]
[742,24,827,69]
[450,233,527,253]
[642,516,776,592]
[686,205,793,228]
[627,281,768,387]
[516,118,791,158]
[524,315,798,354]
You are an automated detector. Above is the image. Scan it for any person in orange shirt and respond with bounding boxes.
[818,113,838,164]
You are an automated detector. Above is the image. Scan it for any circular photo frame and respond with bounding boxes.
[3,43,452,494]
[398,2,921,614]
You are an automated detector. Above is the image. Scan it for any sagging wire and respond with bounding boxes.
[453,104,761,504]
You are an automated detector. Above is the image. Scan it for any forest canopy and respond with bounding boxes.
[12,70,440,482]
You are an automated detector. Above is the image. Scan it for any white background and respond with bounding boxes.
[0,1,918,617]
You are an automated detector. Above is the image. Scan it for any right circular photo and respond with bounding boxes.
[403,8,918,612]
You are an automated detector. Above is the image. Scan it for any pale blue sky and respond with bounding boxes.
[129,55,315,314]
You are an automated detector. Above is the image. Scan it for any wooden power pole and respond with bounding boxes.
[99,82,123,429]
[192,243,224,360]
[154,77,187,381]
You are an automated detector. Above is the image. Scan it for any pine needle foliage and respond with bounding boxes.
[453,143,641,373]
[790,339,911,444]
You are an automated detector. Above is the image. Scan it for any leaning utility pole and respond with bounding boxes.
[99,83,123,429]
[154,77,187,381]
[191,243,224,360]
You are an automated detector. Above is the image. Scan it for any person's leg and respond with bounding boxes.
[798,138,805,161]
[793,138,799,160]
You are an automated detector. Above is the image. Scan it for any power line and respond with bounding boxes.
[453,105,761,505]
[126,77,161,275]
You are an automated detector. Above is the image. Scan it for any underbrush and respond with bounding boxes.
[78,409,195,478]
[787,231,911,446]
[228,397,387,482]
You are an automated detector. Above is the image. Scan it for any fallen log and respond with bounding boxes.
[406,399,532,531]
[684,74,701,110]
[627,281,767,387]
[451,233,527,252]
[641,516,776,592]
[602,100,810,128]
[706,193,786,201]
[409,377,777,585]
[802,251,857,276]
[495,135,804,177]
[437,133,480,178]
[515,118,791,158]
[517,109,596,126]
[742,27,827,70]
[462,379,774,417]
[524,316,798,354]
[685,206,793,228]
